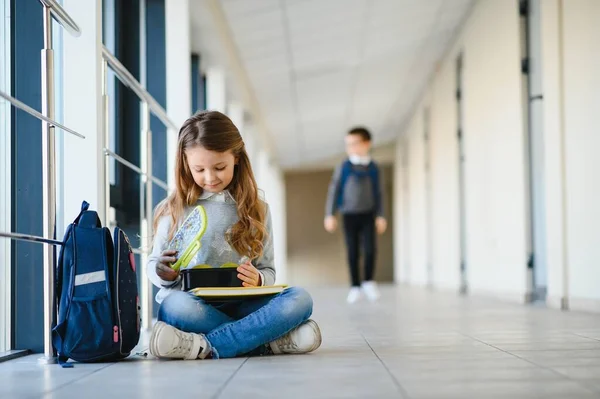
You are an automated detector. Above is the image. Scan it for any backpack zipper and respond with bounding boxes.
[122,232,136,272]
[114,228,124,354]
[113,326,119,343]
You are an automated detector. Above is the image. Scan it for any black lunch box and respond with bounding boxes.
[180,268,243,291]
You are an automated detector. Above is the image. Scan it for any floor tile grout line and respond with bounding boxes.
[360,332,412,399]
[575,380,600,396]
[457,332,599,394]
[573,333,600,342]
[458,332,566,372]
[212,357,249,399]
[488,348,600,353]
[41,363,115,396]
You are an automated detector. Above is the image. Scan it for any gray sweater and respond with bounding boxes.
[147,190,276,303]
[325,160,384,217]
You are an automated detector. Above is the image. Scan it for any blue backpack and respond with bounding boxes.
[53,201,140,367]
[336,159,381,210]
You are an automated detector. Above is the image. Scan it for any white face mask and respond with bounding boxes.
[349,155,371,165]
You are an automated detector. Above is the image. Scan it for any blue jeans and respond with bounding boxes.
[157,287,313,359]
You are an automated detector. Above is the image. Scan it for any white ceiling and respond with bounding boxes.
[190,0,474,169]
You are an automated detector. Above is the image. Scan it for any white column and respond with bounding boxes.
[243,123,259,168]
[540,0,568,310]
[62,0,104,226]
[206,68,226,113]
[228,102,254,173]
[255,150,288,285]
[272,169,288,285]
[166,0,191,189]
[393,139,404,284]
[256,149,270,194]
[227,102,244,133]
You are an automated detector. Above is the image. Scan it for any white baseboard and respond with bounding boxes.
[546,295,563,310]
[430,282,461,294]
[547,295,600,314]
[468,289,527,305]
[402,283,526,304]
[568,297,600,314]
[400,284,600,314]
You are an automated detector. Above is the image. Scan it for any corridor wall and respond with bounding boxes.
[542,0,600,312]
[394,0,529,301]
[396,0,600,312]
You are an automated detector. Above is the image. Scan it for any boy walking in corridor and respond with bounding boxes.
[324,127,387,304]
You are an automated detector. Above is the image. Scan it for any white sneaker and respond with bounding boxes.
[149,321,211,360]
[361,281,380,302]
[269,320,322,355]
[347,287,362,304]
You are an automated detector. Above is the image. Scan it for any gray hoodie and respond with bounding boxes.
[147,190,276,303]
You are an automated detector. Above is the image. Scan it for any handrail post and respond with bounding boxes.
[38,0,81,37]
[102,60,111,228]
[39,3,57,364]
[141,102,153,330]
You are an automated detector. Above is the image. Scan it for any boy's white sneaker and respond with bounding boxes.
[149,321,211,360]
[269,319,322,355]
[347,287,362,304]
[361,281,381,302]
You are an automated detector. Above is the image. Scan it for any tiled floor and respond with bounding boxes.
[2,285,600,398]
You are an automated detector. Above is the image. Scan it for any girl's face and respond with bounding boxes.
[185,146,237,193]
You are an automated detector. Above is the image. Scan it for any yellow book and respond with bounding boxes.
[189,285,288,298]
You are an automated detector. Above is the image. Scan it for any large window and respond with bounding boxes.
[3,0,65,354]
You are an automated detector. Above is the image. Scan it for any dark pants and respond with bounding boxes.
[342,212,376,287]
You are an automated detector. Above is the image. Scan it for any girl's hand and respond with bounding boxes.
[157,249,179,281]
[237,261,261,287]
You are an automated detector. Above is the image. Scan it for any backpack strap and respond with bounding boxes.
[54,201,94,308]
[336,160,353,209]
[54,200,98,368]
[52,311,74,367]
[57,355,73,368]
[73,201,90,224]
[78,211,102,228]
[75,201,102,228]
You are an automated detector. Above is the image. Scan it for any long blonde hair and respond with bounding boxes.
[154,111,267,260]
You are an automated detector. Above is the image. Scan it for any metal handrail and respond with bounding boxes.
[0,90,85,139]
[102,46,177,131]
[0,232,63,246]
[101,46,177,331]
[103,148,169,191]
[39,0,81,37]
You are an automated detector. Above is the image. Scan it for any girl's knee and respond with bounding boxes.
[157,291,200,323]
[158,292,228,334]
[281,287,313,320]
